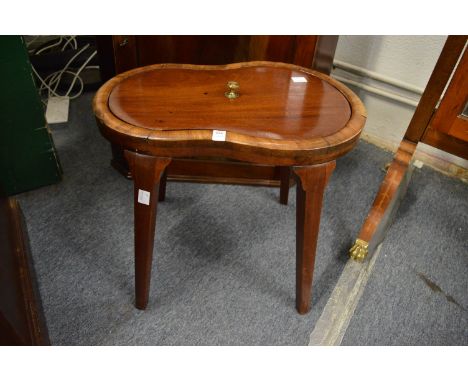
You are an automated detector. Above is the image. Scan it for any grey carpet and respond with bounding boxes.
[342,165,468,345]
[17,92,390,345]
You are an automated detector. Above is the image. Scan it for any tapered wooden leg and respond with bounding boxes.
[158,169,168,202]
[279,166,291,205]
[124,150,171,310]
[293,161,335,314]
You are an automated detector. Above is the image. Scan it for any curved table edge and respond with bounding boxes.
[93,61,367,165]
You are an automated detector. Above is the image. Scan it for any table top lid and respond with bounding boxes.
[94,62,366,165]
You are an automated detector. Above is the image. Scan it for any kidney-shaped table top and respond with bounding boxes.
[93,62,366,165]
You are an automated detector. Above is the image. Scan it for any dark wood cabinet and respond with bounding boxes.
[96,36,338,192]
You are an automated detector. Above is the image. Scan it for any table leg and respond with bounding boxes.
[279,166,291,205]
[124,150,171,310]
[158,169,168,202]
[293,161,335,314]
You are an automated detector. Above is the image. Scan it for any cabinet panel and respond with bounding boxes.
[136,35,249,65]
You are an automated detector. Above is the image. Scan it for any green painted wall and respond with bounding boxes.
[0,36,62,196]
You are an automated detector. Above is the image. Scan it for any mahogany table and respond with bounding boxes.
[93,61,366,314]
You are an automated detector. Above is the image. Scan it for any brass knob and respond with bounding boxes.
[225,81,240,99]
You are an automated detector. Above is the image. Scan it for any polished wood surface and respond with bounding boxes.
[0,197,50,345]
[124,151,171,310]
[356,140,416,254]
[421,128,468,160]
[294,162,335,314]
[108,66,351,140]
[94,62,366,166]
[96,35,339,195]
[94,61,366,313]
[136,36,249,67]
[292,36,320,68]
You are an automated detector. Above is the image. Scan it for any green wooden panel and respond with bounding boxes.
[0,36,62,195]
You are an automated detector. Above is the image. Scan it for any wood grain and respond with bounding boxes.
[94,61,366,166]
[124,151,171,310]
[97,35,339,192]
[421,128,468,160]
[136,36,249,66]
[357,140,416,249]
[294,161,335,314]
[107,66,351,140]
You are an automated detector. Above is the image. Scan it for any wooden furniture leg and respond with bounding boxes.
[350,140,416,261]
[124,150,171,310]
[293,161,335,314]
[158,169,168,202]
[279,166,291,205]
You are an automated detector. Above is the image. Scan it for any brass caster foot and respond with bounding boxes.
[349,239,369,261]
